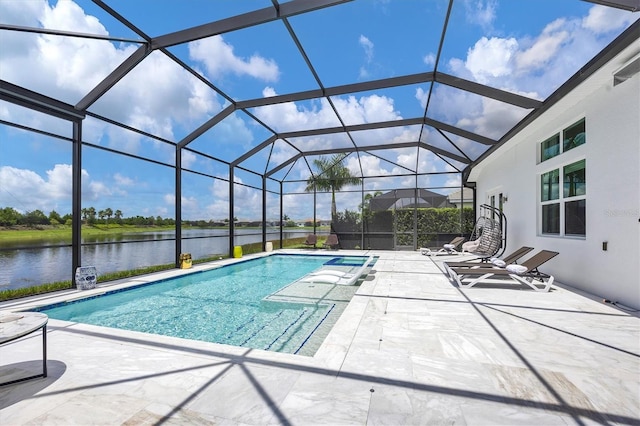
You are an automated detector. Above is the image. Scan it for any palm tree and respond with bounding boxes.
[305,154,362,218]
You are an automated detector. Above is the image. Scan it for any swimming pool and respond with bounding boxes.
[35,254,375,356]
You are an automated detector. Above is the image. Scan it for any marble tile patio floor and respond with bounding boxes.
[1,250,638,425]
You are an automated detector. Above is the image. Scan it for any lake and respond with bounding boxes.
[0,229,317,291]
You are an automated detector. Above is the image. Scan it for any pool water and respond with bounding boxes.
[37,254,371,355]
[324,256,372,267]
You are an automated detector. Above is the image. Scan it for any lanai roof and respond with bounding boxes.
[0,1,638,219]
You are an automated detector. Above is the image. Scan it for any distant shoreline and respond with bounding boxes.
[0,224,195,244]
[0,224,320,244]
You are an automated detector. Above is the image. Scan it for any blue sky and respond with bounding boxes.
[0,0,637,221]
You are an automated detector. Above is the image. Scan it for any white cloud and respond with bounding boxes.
[164,194,175,205]
[0,1,137,101]
[359,35,374,63]
[458,5,636,97]
[100,52,222,141]
[359,35,375,79]
[189,35,279,82]
[582,5,638,34]
[255,87,342,133]
[0,1,222,150]
[154,206,169,218]
[260,90,419,179]
[434,4,637,144]
[45,164,75,199]
[0,166,52,213]
[165,193,224,221]
[0,163,161,215]
[87,180,112,200]
[463,0,498,29]
[205,175,264,220]
[114,173,134,187]
[359,94,401,122]
[457,97,529,140]
[465,36,518,83]
[515,19,569,72]
[347,155,388,179]
[180,195,200,215]
[181,150,198,169]
[444,175,462,188]
[423,53,436,67]
[0,164,101,213]
[359,66,370,80]
[211,177,230,200]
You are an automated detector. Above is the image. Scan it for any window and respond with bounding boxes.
[564,159,585,197]
[540,160,586,237]
[541,169,559,201]
[541,134,560,161]
[542,204,560,234]
[540,118,585,162]
[563,119,586,153]
[565,199,586,236]
[564,160,586,235]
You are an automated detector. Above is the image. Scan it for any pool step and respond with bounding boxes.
[223,304,331,353]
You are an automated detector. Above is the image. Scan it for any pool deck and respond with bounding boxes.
[1,250,638,425]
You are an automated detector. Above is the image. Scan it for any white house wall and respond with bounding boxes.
[470,45,640,310]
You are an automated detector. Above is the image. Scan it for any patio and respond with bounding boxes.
[1,250,639,425]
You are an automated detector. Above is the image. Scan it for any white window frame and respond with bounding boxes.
[537,117,587,238]
[538,158,586,238]
[539,118,586,164]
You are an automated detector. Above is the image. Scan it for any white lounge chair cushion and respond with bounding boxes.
[300,274,358,285]
[300,274,343,284]
[491,258,507,267]
[443,244,456,250]
[309,269,348,277]
[462,240,479,252]
[506,264,528,275]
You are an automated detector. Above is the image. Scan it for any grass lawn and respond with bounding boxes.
[0,224,177,244]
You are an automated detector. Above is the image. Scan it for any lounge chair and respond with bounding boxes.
[300,256,374,285]
[420,236,466,256]
[443,246,535,270]
[323,234,339,249]
[444,250,559,292]
[303,234,317,248]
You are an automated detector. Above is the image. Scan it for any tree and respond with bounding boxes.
[0,207,21,226]
[359,191,383,211]
[21,209,49,226]
[305,154,362,219]
[114,210,123,224]
[49,210,63,225]
[87,207,96,224]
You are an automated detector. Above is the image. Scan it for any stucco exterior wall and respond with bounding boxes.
[469,52,639,309]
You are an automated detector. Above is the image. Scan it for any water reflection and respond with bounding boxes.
[0,229,309,290]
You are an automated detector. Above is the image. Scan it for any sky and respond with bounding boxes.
[0,0,637,221]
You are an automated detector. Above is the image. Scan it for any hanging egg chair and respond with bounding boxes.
[462,204,507,259]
